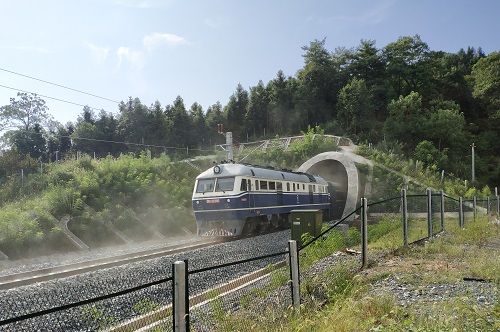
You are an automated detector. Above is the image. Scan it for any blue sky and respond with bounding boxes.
[1,0,499,126]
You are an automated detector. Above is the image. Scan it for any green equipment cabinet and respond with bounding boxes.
[290,209,323,247]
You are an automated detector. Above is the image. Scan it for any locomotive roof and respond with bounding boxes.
[196,163,326,184]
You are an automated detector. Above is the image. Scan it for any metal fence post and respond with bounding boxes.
[473,196,477,221]
[288,240,300,309]
[497,195,500,216]
[173,261,187,332]
[487,197,490,215]
[459,197,464,228]
[427,188,433,239]
[440,190,445,231]
[361,198,368,269]
[402,189,408,247]
[184,259,190,331]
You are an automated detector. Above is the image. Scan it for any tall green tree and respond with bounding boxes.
[205,101,225,147]
[117,97,151,148]
[382,35,432,99]
[348,40,388,118]
[244,80,269,139]
[383,91,427,154]
[189,102,207,149]
[224,83,248,140]
[165,96,191,148]
[0,92,52,131]
[297,38,338,126]
[336,78,373,138]
[267,71,297,135]
[8,123,47,159]
[470,51,500,114]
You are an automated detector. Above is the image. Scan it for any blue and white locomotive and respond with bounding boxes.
[192,162,331,236]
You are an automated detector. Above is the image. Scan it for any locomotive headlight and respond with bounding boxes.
[196,201,199,204]
[227,199,230,202]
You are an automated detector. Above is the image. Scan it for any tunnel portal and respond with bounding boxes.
[299,151,368,221]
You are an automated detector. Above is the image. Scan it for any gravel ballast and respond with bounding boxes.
[0,230,292,331]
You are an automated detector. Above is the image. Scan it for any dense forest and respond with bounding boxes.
[1,35,500,188]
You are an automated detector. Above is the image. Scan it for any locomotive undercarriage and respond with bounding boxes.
[242,214,289,235]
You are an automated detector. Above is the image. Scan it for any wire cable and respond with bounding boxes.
[0,84,107,112]
[0,67,119,103]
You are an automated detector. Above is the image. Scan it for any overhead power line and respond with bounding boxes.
[3,127,217,152]
[0,84,107,112]
[0,67,119,104]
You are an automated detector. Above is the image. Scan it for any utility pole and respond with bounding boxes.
[217,124,233,161]
[471,143,475,185]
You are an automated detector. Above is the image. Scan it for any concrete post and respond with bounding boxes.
[288,240,300,309]
[440,190,445,231]
[427,188,433,239]
[473,196,477,221]
[173,261,187,332]
[459,197,464,228]
[361,198,368,269]
[402,189,408,247]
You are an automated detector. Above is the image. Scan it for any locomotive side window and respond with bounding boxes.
[292,183,295,191]
[277,182,283,191]
[287,182,290,191]
[269,181,276,190]
[240,178,248,191]
[255,180,259,190]
[215,177,235,192]
[260,180,268,190]
[196,179,215,193]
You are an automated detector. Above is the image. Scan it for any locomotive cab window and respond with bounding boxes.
[240,178,249,191]
[277,182,283,191]
[269,181,276,190]
[286,183,290,191]
[215,177,235,192]
[196,179,215,193]
[260,180,268,190]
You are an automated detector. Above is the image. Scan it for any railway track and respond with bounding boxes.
[0,238,225,290]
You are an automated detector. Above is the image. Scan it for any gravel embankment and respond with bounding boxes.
[0,234,199,277]
[370,273,498,309]
[0,230,292,331]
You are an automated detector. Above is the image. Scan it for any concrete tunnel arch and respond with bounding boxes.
[299,151,369,221]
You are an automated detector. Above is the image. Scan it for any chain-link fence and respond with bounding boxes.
[0,269,174,331]
[1,190,498,331]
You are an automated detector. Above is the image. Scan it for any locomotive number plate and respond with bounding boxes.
[206,199,220,203]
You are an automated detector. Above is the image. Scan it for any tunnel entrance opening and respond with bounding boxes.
[305,160,348,220]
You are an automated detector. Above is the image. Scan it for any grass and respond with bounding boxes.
[204,215,499,331]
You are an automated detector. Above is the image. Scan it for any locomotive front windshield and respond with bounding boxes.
[196,179,215,193]
[215,177,235,192]
[196,177,235,193]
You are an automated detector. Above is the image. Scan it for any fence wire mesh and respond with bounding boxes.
[2,190,497,331]
[0,272,174,332]
[366,196,405,256]
[188,251,290,332]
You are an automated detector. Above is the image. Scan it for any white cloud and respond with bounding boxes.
[117,47,145,71]
[85,42,110,64]
[143,32,188,52]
